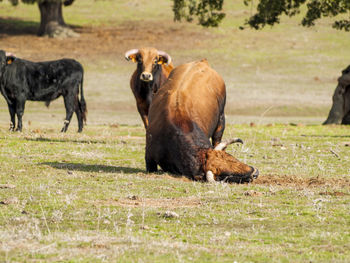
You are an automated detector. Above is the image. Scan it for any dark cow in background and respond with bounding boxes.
[324,65,350,125]
[125,47,173,128]
[146,59,259,183]
[0,50,86,132]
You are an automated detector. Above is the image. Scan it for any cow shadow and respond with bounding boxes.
[41,162,200,183]
[41,162,144,174]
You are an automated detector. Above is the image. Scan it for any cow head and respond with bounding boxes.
[204,139,259,183]
[125,47,171,82]
[0,50,16,71]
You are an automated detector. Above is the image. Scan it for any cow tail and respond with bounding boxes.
[79,72,87,123]
[0,81,12,105]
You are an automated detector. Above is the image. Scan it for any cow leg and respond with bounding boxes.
[75,96,83,132]
[15,99,25,132]
[145,152,157,172]
[61,94,75,132]
[211,112,225,147]
[7,101,16,131]
[75,107,83,132]
[136,102,149,128]
[141,115,149,129]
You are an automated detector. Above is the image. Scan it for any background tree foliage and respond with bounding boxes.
[173,0,350,31]
[1,0,350,35]
[244,0,350,31]
[172,0,225,27]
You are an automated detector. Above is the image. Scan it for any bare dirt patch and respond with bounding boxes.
[254,174,350,188]
[95,196,201,208]
[0,20,210,62]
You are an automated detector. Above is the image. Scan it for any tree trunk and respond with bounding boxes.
[341,87,350,124]
[37,1,77,38]
[323,84,346,125]
[323,84,350,125]
[38,1,65,36]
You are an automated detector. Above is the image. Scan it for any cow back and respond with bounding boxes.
[149,59,225,137]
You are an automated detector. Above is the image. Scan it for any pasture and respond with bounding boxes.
[0,0,350,262]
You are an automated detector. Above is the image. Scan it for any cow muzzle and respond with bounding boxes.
[140,72,153,82]
[206,166,259,184]
[252,168,259,179]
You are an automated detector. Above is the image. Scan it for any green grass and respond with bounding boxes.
[0,124,349,262]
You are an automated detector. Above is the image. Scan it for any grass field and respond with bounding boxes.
[0,0,350,262]
[0,124,349,262]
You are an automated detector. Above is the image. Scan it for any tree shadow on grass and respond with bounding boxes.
[0,17,39,36]
[0,17,82,37]
[41,162,144,174]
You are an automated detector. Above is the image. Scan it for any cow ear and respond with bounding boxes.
[128,54,137,63]
[6,56,15,65]
[125,49,139,63]
[157,56,167,65]
[158,51,171,65]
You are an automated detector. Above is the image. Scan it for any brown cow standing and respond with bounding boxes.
[146,59,259,183]
[125,47,173,128]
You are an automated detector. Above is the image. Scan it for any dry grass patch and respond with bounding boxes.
[95,196,201,208]
[254,174,350,188]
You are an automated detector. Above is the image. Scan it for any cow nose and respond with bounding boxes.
[140,72,153,82]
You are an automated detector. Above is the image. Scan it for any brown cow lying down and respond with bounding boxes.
[125,47,173,128]
[146,59,259,183]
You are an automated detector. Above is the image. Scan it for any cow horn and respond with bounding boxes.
[125,49,139,61]
[214,138,243,151]
[206,170,216,183]
[5,52,16,57]
[158,50,171,65]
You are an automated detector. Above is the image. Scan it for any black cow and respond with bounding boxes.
[0,50,86,132]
